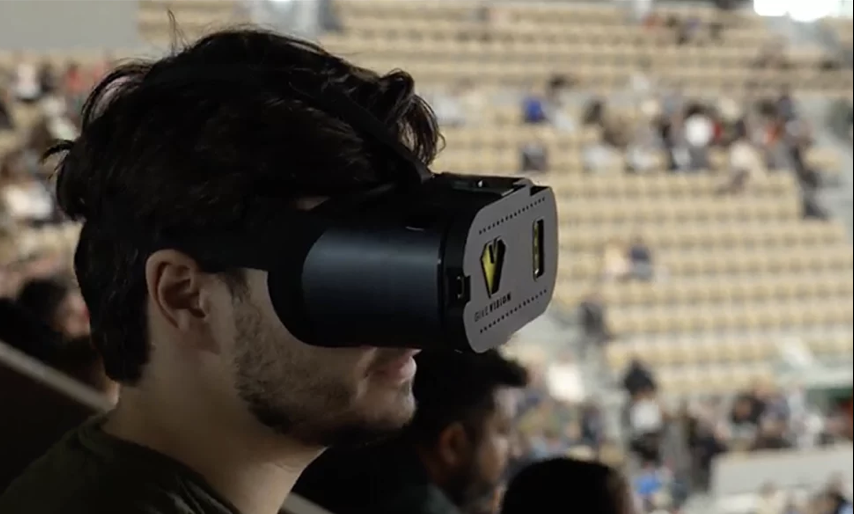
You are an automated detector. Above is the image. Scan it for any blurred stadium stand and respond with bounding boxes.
[1,1,853,513]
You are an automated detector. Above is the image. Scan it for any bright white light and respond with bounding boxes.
[754,0,788,16]
[789,0,836,21]
[754,0,838,20]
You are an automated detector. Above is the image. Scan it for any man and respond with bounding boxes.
[627,390,664,464]
[0,29,440,514]
[294,349,529,514]
[627,236,654,282]
[16,277,89,341]
[501,457,635,514]
[578,290,611,352]
[622,358,656,398]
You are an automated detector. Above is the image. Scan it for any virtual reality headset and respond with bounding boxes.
[148,77,559,353]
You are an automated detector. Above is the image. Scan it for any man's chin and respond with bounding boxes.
[346,398,416,445]
[294,396,415,448]
[364,377,415,414]
[313,419,408,449]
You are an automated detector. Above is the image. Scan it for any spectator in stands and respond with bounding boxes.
[0,29,440,514]
[528,425,567,459]
[294,349,529,514]
[627,389,665,464]
[629,58,656,97]
[522,75,575,130]
[583,105,627,174]
[37,61,58,98]
[762,111,795,170]
[583,98,606,127]
[580,401,606,449]
[686,414,728,491]
[583,132,621,173]
[431,80,473,127]
[578,290,613,353]
[728,394,762,449]
[628,235,655,281]
[522,88,549,125]
[501,458,635,514]
[12,57,42,104]
[0,149,54,225]
[626,119,662,175]
[661,111,685,172]
[720,124,763,195]
[520,142,549,173]
[777,85,797,122]
[0,87,14,131]
[715,96,743,140]
[682,104,713,171]
[660,81,686,120]
[62,62,88,115]
[676,16,702,46]
[622,358,657,398]
[42,96,79,141]
[634,459,667,510]
[603,239,631,282]
[752,418,792,451]
[563,421,592,455]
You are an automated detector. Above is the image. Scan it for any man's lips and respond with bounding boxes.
[371,350,421,384]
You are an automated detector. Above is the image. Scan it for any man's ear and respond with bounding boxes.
[436,422,474,468]
[145,249,212,347]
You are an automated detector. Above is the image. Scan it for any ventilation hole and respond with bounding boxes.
[477,198,546,236]
[478,289,548,333]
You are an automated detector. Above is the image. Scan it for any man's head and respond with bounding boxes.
[49,29,440,447]
[501,458,634,514]
[405,349,528,510]
[16,277,88,339]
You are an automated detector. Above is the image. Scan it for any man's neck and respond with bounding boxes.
[103,388,321,514]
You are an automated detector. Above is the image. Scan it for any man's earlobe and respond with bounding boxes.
[437,422,472,468]
[145,249,207,333]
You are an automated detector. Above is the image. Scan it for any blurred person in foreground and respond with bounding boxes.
[0,29,440,514]
[12,276,117,400]
[16,277,89,342]
[294,349,529,514]
[500,458,635,514]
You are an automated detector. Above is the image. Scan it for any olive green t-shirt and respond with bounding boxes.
[0,417,240,514]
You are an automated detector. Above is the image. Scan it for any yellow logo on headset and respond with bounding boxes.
[481,238,506,297]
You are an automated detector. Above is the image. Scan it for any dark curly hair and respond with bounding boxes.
[47,29,440,383]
